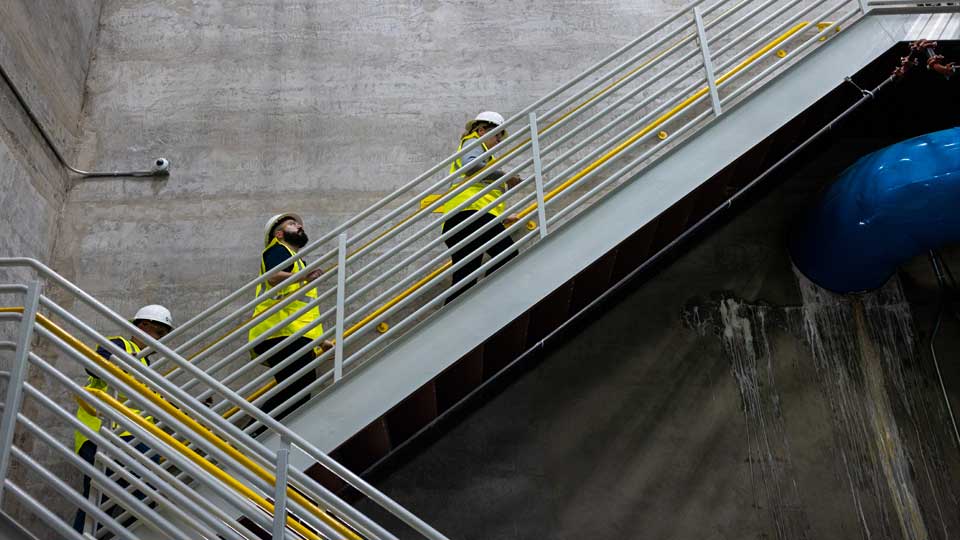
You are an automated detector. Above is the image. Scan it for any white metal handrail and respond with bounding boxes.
[0,262,448,540]
[3,305,342,540]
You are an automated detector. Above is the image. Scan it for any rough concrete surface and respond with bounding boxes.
[0,0,101,271]
[0,1,102,149]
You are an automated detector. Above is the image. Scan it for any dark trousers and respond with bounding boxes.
[442,210,518,304]
[73,435,155,534]
[253,337,317,422]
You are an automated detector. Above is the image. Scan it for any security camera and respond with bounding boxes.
[151,157,170,174]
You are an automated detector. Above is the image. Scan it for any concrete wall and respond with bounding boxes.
[0,1,102,536]
[0,0,101,270]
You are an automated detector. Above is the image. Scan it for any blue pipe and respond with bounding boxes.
[790,126,960,293]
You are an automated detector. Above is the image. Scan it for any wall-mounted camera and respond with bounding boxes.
[152,157,171,175]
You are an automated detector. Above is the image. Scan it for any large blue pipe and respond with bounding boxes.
[791,126,960,293]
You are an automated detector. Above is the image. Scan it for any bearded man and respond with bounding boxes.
[248,213,331,424]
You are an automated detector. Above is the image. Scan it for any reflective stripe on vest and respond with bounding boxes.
[248,238,324,347]
[441,132,508,217]
[74,337,153,453]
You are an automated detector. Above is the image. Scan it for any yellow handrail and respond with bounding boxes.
[164,202,425,381]
[222,380,277,419]
[1,306,361,540]
[493,29,689,165]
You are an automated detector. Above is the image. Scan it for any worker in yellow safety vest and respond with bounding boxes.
[73,304,173,534]
[440,111,521,304]
[248,213,333,425]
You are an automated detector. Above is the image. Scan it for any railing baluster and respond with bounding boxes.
[695,6,723,116]
[529,112,550,239]
[0,280,40,504]
[335,233,347,381]
[273,437,291,540]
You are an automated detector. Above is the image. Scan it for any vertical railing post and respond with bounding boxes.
[528,112,549,239]
[858,0,869,14]
[86,454,105,535]
[0,280,41,503]
[335,233,346,382]
[694,6,722,117]
[272,436,291,540]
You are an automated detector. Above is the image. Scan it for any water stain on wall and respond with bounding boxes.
[683,271,959,540]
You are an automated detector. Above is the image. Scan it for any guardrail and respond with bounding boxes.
[0,261,448,540]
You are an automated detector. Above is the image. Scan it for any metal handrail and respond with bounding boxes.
[42,304,408,540]
[16,395,231,540]
[22,381,251,540]
[161,2,820,432]
[1,305,359,539]
[163,19,707,398]
[156,0,725,363]
[258,2,852,424]
[0,258,449,540]
[44,301,400,540]
[85,388,337,540]
[152,1,788,388]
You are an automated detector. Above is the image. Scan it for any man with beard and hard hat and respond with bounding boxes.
[73,304,174,534]
[248,213,332,426]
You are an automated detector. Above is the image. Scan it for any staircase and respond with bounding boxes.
[1,1,958,539]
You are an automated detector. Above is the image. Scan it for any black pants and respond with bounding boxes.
[442,210,518,304]
[253,336,317,422]
[73,435,155,534]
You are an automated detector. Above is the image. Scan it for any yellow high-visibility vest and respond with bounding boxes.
[74,337,154,452]
[441,132,509,217]
[248,237,324,348]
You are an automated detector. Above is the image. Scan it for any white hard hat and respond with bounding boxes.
[466,111,505,132]
[263,212,303,247]
[133,304,174,329]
